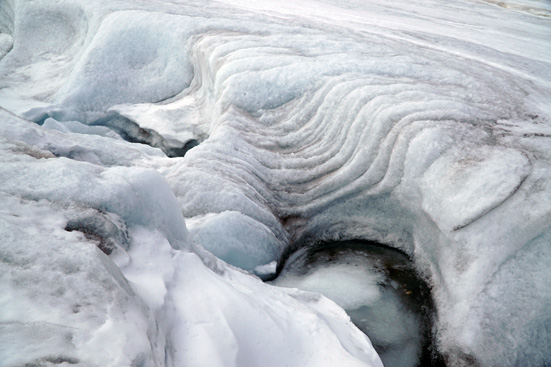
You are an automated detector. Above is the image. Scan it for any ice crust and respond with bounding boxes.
[1,0,551,366]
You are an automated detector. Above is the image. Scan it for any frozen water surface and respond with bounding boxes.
[1,0,550,366]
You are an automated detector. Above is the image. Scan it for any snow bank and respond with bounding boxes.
[0,195,154,367]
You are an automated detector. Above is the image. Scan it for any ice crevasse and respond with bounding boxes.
[0,0,550,366]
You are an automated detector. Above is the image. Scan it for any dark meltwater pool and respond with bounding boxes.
[270,240,444,367]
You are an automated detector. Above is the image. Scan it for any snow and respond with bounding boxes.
[275,263,384,311]
[42,117,122,139]
[254,260,278,279]
[163,252,381,367]
[1,0,551,365]
[0,196,153,367]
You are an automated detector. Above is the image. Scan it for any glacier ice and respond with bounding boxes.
[1,0,551,366]
[186,210,285,272]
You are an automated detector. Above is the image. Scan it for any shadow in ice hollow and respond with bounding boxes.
[28,109,199,158]
[270,240,445,367]
[90,113,199,158]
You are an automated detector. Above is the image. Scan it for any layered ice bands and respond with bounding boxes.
[1,0,550,366]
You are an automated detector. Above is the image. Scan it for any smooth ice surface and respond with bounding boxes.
[186,210,285,271]
[1,0,551,365]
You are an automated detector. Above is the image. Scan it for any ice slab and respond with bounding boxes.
[186,211,286,272]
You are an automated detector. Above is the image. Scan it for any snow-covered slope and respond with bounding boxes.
[1,0,550,366]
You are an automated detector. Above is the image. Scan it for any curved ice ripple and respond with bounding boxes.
[1,0,551,365]
[169,21,532,235]
[162,6,551,366]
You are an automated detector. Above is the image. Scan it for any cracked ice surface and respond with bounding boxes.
[1,0,550,366]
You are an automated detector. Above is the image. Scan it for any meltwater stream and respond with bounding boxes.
[271,241,444,367]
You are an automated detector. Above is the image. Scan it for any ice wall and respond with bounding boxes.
[1,0,550,366]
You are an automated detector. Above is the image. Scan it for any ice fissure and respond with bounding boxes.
[1,0,550,366]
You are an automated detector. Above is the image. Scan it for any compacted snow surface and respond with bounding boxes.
[1,0,550,366]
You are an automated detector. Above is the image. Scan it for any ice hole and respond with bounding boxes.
[271,240,445,367]
[28,110,199,158]
[90,113,198,158]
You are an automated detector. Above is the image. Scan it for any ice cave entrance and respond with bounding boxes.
[270,240,444,367]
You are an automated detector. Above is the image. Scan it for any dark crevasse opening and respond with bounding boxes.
[270,240,445,367]
[89,113,199,158]
[28,109,199,158]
